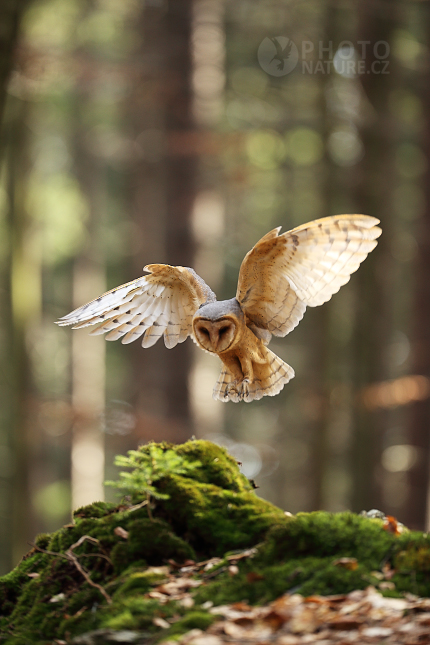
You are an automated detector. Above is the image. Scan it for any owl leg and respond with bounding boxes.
[237,354,254,399]
[220,352,254,400]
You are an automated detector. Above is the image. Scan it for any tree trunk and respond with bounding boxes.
[0,0,30,128]
[351,1,395,513]
[404,10,430,529]
[126,0,196,440]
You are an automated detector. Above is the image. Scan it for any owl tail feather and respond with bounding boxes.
[213,348,295,403]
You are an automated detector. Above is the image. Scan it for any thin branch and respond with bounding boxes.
[77,553,112,564]
[126,499,149,513]
[29,543,70,561]
[65,549,112,604]
[29,536,113,605]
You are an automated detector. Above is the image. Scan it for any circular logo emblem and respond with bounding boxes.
[258,37,299,76]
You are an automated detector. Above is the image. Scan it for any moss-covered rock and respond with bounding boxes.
[1,439,430,644]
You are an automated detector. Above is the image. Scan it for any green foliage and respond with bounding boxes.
[105,444,202,517]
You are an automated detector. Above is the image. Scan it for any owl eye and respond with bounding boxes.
[218,326,229,336]
[201,328,210,336]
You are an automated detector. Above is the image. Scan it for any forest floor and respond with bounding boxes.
[143,563,430,645]
[1,439,430,645]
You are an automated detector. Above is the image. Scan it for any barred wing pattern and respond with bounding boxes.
[236,215,382,337]
[56,264,215,349]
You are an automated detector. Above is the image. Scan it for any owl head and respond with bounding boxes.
[192,298,244,354]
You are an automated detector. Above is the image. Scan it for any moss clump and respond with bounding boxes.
[110,518,196,571]
[2,440,430,644]
[259,511,395,567]
[167,611,217,636]
[154,440,285,555]
[74,501,117,519]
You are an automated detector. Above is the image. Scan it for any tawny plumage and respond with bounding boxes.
[57,215,381,402]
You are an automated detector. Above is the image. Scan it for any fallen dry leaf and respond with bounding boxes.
[169,585,430,644]
[155,578,202,598]
[289,606,322,633]
[416,613,430,626]
[49,592,66,603]
[246,571,264,583]
[179,596,195,609]
[326,616,364,630]
[230,602,252,612]
[153,616,170,629]
[383,514,401,535]
[226,548,257,562]
[113,526,129,540]
[332,557,359,570]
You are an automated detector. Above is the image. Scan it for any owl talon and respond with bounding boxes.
[225,381,239,395]
[240,379,250,400]
[224,379,251,401]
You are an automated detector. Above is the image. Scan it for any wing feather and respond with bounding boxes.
[237,215,381,337]
[57,264,216,349]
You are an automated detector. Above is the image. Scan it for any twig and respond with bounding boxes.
[126,499,148,513]
[67,535,112,565]
[29,536,112,605]
[29,544,70,561]
[29,538,112,566]
[202,566,227,580]
[65,549,112,604]
[77,553,112,564]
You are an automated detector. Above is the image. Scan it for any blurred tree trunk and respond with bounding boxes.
[404,9,430,530]
[0,0,35,574]
[164,2,197,421]
[126,0,196,440]
[350,2,395,513]
[308,3,338,511]
[0,0,30,129]
[4,97,40,567]
[70,94,106,510]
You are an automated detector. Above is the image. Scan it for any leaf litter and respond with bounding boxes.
[159,579,430,645]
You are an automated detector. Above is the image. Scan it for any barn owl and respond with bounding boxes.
[57,215,381,403]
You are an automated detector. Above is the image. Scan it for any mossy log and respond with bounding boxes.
[1,440,430,644]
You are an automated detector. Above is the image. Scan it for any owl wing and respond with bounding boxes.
[236,214,382,337]
[56,264,216,349]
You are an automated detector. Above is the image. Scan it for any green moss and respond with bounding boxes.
[167,611,217,636]
[259,511,395,567]
[194,556,373,606]
[3,440,430,644]
[34,533,51,550]
[154,441,285,557]
[174,440,252,492]
[395,541,430,572]
[110,518,195,572]
[113,568,168,599]
[74,501,117,519]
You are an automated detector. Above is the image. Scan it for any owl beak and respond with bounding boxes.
[195,321,225,352]
[210,328,224,351]
[206,325,222,350]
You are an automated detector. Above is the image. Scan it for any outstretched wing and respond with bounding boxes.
[236,214,382,337]
[57,265,216,349]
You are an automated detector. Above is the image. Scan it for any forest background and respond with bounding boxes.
[0,0,429,575]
